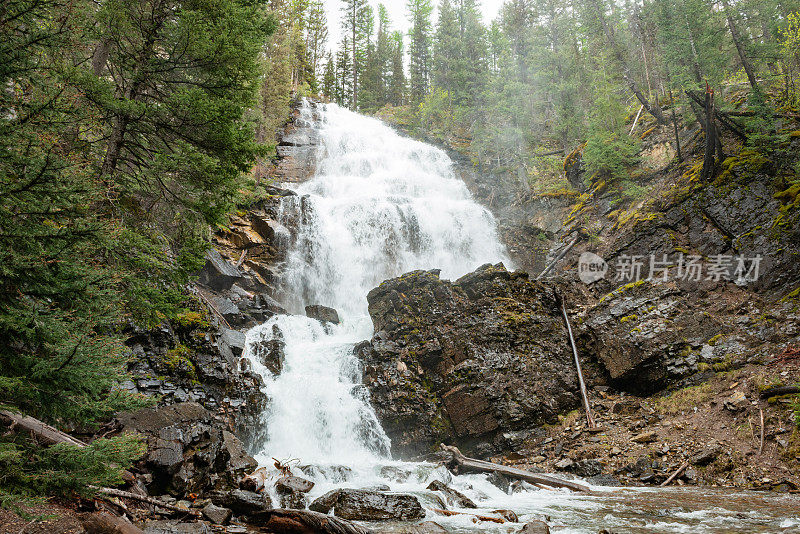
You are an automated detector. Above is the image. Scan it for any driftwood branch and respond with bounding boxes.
[430,508,505,523]
[92,487,200,516]
[759,408,765,456]
[248,509,372,534]
[1,409,87,447]
[439,444,590,493]
[660,461,689,487]
[235,249,248,268]
[556,296,596,429]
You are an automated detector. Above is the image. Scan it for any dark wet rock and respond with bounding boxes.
[298,464,353,482]
[486,471,511,494]
[554,458,574,471]
[309,489,425,521]
[616,456,655,480]
[210,489,271,516]
[380,465,412,483]
[587,474,621,486]
[270,104,322,183]
[723,390,749,412]
[248,324,285,375]
[362,484,391,492]
[198,249,242,291]
[218,328,246,357]
[305,304,340,324]
[124,319,267,450]
[426,480,476,508]
[279,491,308,510]
[689,445,720,466]
[201,503,231,525]
[359,265,586,456]
[142,520,213,534]
[393,522,449,534]
[493,509,519,522]
[611,399,640,415]
[518,520,550,534]
[117,403,257,496]
[276,476,315,494]
[566,459,603,477]
[579,280,727,394]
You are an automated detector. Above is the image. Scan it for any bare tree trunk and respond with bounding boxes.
[721,0,760,93]
[559,296,596,429]
[439,444,591,492]
[1,410,87,447]
[701,86,717,181]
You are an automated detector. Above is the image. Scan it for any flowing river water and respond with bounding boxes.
[241,100,800,533]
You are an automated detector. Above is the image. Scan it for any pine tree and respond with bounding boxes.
[322,53,338,101]
[407,0,434,104]
[306,0,329,91]
[389,31,407,105]
[335,41,355,106]
[341,0,373,108]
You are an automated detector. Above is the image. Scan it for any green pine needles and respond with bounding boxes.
[1,0,274,502]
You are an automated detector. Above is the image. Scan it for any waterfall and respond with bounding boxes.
[237,101,799,533]
[243,99,510,466]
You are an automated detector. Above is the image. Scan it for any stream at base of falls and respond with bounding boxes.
[240,99,800,533]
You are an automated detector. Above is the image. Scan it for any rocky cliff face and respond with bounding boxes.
[357,265,594,458]
[356,261,799,458]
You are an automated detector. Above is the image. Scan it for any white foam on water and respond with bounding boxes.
[244,99,510,465]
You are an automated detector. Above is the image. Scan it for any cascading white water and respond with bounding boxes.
[243,100,511,466]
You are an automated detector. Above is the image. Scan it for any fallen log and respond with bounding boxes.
[79,511,144,534]
[1,410,138,485]
[439,444,590,493]
[247,508,372,534]
[430,508,505,524]
[1,409,87,447]
[91,487,200,516]
[660,461,689,487]
[536,232,582,281]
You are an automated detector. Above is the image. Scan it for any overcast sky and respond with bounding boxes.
[322,0,506,54]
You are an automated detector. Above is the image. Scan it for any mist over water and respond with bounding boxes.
[244,99,510,465]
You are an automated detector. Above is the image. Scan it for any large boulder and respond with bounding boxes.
[305,304,340,325]
[358,265,586,457]
[197,249,242,291]
[209,489,271,517]
[247,323,286,375]
[578,279,759,393]
[309,489,425,521]
[117,403,257,496]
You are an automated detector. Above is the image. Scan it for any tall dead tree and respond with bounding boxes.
[720,0,760,93]
[587,0,668,125]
